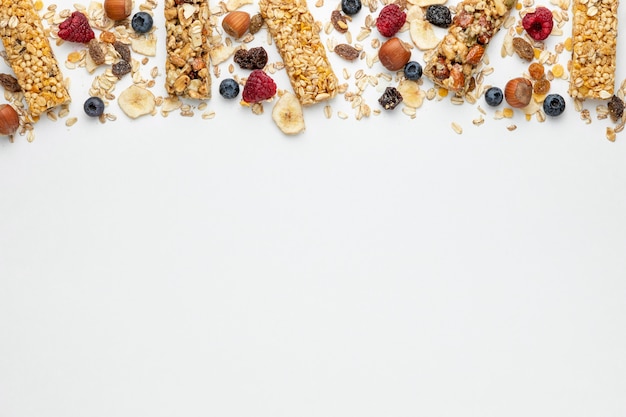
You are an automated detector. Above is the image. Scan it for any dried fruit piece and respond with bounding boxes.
[376,4,406,37]
[0,74,22,93]
[512,37,534,61]
[58,11,95,43]
[249,13,264,34]
[87,39,106,66]
[522,6,553,41]
[242,69,277,103]
[608,95,625,122]
[118,85,156,119]
[113,41,132,63]
[334,43,360,61]
[112,60,132,78]
[396,80,424,107]
[331,10,349,33]
[528,62,545,80]
[533,77,551,95]
[378,86,403,110]
[234,47,269,69]
[272,91,305,135]
[409,19,439,51]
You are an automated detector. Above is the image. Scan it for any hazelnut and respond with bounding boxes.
[222,11,251,39]
[0,104,20,137]
[378,37,411,71]
[103,0,132,21]
[504,77,533,108]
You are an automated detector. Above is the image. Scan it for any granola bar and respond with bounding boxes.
[423,0,517,95]
[164,0,211,99]
[259,0,338,106]
[0,0,71,118]
[568,0,619,100]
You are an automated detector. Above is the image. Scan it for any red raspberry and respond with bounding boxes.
[58,11,95,43]
[376,4,406,38]
[242,70,277,103]
[522,6,554,41]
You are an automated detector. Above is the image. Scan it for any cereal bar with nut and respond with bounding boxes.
[568,0,619,100]
[258,0,338,106]
[423,0,517,95]
[164,0,211,99]
[0,0,71,118]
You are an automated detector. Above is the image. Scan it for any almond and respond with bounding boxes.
[465,44,485,65]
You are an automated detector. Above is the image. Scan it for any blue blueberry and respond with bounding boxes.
[83,96,104,117]
[404,61,423,81]
[219,78,240,99]
[131,12,153,33]
[484,86,503,107]
[341,0,361,15]
[543,93,565,117]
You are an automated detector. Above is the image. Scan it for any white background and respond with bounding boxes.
[1,0,626,416]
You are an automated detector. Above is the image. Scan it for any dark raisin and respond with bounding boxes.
[334,43,360,61]
[87,39,106,65]
[234,47,268,70]
[608,95,625,122]
[113,41,132,63]
[425,5,451,28]
[378,86,403,110]
[112,60,132,78]
[0,73,22,93]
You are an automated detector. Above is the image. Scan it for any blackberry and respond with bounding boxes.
[83,96,105,117]
[131,12,153,33]
[425,5,451,28]
[543,93,565,117]
[484,86,503,107]
[403,61,422,81]
[219,78,240,99]
[341,0,361,16]
[378,86,403,110]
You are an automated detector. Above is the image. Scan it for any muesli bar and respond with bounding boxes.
[423,0,517,95]
[164,0,211,99]
[568,0,619,100]
[0,0,71,118]
[258,0,338,106]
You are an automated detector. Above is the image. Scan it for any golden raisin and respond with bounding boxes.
[99,31,117,44]
[528,62,545,80]
[533,78,551,95]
